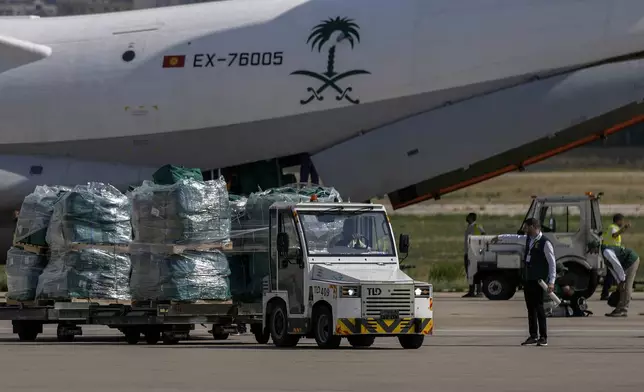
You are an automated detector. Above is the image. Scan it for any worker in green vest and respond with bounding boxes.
[589,241,639,317]
[600,214,631,300]
[463,213,485,298]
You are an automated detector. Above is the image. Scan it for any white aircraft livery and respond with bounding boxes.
[2,0,644,256]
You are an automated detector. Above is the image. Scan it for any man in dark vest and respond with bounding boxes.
[494,218,556,346]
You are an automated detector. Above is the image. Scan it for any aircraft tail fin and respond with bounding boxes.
[0,34,52,74]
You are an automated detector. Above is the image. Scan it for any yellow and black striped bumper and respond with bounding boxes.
[335,318,433,335]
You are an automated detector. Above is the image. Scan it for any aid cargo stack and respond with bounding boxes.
[36,183,132,302]
[128,176,233,304]
[6,186,69,302]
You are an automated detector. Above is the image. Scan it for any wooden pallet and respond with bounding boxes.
[66,243,130,253]
[11,242,49,255]
[70,298,132,305]
[130,241,233,255]
[5,298,55,306]
[132,299,233,306]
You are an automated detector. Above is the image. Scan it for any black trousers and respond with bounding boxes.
[524,280,547,339]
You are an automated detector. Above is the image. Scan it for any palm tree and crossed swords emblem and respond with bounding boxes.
[291,17,370,105]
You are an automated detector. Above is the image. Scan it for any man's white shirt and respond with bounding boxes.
[603,248,626,283]
[497,233,556,284]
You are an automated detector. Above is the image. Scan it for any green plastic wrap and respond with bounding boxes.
[244,185,342,224]
[5,247,48,301]
[36,247,131,300]
[129,246,231,301]
[130,177,230,244]
[46,183,132,246]
[152,164,204,185]
[232,184,342,250]
[14,185,70,247]
[229,194,248,221]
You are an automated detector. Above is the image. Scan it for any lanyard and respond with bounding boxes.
[526,233,541,264]
[528,233,541,251]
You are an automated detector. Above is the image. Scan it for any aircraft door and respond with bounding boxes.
[109,25,163,128]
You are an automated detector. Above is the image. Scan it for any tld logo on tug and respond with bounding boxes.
[367,288,382,296]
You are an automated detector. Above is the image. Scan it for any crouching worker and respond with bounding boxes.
[588,240,640,317]
[545,264,592,317]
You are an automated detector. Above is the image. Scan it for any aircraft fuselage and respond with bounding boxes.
[1,0,644,171]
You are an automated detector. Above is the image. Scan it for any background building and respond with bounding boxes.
[0,0,57,16]
[0,0,219,16]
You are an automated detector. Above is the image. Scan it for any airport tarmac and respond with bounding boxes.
[1,293,643,392]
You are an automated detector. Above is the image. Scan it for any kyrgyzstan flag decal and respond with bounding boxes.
[162,55,186,68]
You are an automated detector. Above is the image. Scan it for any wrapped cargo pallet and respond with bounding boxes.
[36,247,131,300]
[5,247,48,301]
[129,246,231,301]
[46,183,132,246]
[38,183,132,300]
[130,178,230,244]
[128,176,232,302]
[13,185,70,247]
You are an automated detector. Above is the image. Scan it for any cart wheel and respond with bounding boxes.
[56,325,75,343]
[17,328,39,342]
[162,336,180,345]
[124,329,140,345]
[15,322,39,342]
[144,331,160,345]
[211,325,230,340]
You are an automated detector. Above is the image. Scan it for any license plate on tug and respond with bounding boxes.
[380,310,399,319]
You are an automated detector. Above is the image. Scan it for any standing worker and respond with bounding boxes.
[463,213,485,298]
[600,213,631,300]
[493,218,556,346]
[590,241,640,317]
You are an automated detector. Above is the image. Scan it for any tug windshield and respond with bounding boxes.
[298,209,396,257]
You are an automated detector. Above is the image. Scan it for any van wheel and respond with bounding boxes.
[269,303,299,348]
[398,335,424,349]
[348,335,375,348]
[313,306,341,349]
[482,274,516,300]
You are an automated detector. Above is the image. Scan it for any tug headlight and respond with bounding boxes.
[341,286,361,298]
[414,285,432,298]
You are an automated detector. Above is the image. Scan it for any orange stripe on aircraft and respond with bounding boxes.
[394,115,644,210]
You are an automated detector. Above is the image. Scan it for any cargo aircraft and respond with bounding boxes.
[2,0,644,257]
